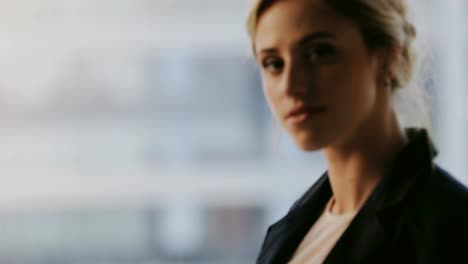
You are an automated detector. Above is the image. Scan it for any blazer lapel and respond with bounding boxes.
[257,128,437,264]
[324,128,437,263]
[323,201,387,263]
[257,173,332,264]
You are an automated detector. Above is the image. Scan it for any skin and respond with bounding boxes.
[254,0,407,214]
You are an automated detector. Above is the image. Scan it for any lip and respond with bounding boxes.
[285,106,327,125]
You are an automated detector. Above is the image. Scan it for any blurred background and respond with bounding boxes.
[0,0,466,263]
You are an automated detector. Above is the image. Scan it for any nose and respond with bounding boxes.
[280,60,311,96]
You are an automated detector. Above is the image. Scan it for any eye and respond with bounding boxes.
[261,57,284,73]
[307,43,336,63]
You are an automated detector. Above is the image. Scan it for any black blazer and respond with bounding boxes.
[257,129,468,264]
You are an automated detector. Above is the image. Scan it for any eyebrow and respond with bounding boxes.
[257,31,335,55]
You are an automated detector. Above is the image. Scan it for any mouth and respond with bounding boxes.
[285,106,327,126]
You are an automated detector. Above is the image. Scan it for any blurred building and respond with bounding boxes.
[0,0,465,263]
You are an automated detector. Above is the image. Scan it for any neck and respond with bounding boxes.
[323,111,407,215]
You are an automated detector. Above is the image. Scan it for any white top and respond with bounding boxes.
[288,197,358,264]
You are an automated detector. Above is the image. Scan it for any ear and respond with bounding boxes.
[377,45,402,88]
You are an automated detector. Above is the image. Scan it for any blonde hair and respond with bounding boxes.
[247,0,430,128]
[247,0,417,90]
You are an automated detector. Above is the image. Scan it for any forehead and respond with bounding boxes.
[254,0,357,52]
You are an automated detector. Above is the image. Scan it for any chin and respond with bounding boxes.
[292,133,325,151]
[296,142,323,151]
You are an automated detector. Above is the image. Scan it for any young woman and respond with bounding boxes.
[246,0,468,263]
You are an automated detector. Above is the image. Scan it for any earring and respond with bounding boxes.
[380,67,391,88]
[384,78,391,87]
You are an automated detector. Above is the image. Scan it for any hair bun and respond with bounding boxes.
[404,21,416,39]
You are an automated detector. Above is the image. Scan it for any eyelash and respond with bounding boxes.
[262,58,284,73]
[260,43,336,73]
[307,43,336,62]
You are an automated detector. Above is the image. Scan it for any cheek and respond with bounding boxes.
[347,69,377,108]
[318,62,378,128]
[261,77,282,115]
[323,62,376,105]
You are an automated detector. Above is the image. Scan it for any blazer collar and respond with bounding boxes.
[257,128,438,264]
[366,128,437,213]
[257,173,332,264]
[325,128,438,263]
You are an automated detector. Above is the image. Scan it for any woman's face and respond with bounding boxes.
[254,0,386,151]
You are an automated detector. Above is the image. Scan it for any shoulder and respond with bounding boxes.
[393,165,468,240]
[395,165,468,218]
[404,166,468,241]
[426,166,468,208]
[429,166,468,232]
[423,166,468,261]
[408,165,468,220]
[394,166,468,261]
